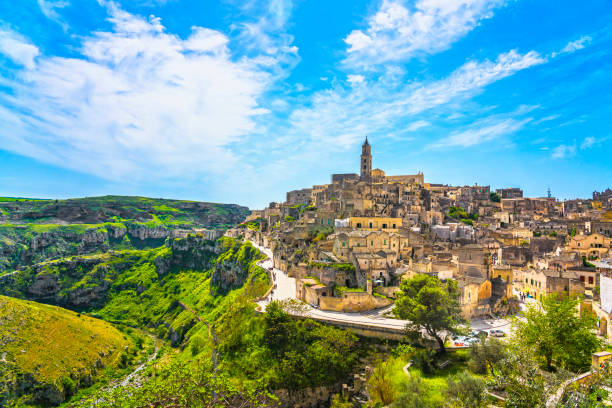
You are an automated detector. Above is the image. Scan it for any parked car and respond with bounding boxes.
[489,329,506,337]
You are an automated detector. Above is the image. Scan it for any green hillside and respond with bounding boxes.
[0,195,250,273]
[0,236,366,407]
[0,296,131,406]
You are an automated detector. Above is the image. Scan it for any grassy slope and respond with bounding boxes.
[0,195,248,226]
[0,296,130,404]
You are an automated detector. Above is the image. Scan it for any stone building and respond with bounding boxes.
[496,187,523,199]
[519,269,585,301]
[566,233,612,259]
[360,137,372,182]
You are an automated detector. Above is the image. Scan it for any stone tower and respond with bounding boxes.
[360,136,372,182]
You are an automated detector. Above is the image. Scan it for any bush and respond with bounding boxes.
[392,344,415,359]
[61,377,75,396]
[190,335,207,356]
[411,349,436,375]
[119,352,129,368]
[446,371,487,408]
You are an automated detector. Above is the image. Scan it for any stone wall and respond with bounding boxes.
[275,383,342,408]
[319,291,392,313]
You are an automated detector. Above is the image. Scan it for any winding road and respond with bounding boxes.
[251,241,514,337]
[252,242,409,331]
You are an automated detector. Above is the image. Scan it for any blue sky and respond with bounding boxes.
[0,0,610,209]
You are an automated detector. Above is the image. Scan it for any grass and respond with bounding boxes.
[0,296,131,400]
[389,349,473,406]
[0,197,49,202]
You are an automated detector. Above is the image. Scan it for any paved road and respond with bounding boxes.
[252,242,410,330]
[252,241,516,335]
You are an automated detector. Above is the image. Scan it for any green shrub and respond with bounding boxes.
[190,335,207,356]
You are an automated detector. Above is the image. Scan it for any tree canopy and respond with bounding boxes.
[394,274,466,353]
[513,294,601,371]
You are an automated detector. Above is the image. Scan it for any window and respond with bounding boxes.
[382,223,387,229]
[393,224,396,228]
[589,276,594,284]
[342,242,346,247]
[580,276,585,282]
[369,222,373,228]
[384,240,387,245]
[531,279,533,285]
[357,243,360,247]
[371,240,374,246]
[356,223,362,228]
[393,243,396,247]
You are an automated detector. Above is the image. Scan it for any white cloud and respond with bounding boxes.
[344,0,507,67]
[580,136,595,149]
[402,50,545,114]
[37,0,70,31]
[288,49,543,149]
[347,74,365,84]
[551,143,576,159]
[0,29,40,69]
[552,35,592,58]
[407,120,430,131]
[0,6,273,181]
[428,116,530,148]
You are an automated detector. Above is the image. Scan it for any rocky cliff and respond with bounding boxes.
[0,195,250,273]
[0,235,218,311]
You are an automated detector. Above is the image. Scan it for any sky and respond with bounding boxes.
[0,0,610,209]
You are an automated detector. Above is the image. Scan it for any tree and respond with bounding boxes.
[394,274,466,353]
[368,358,396,406]
[469,337,507,375]
[490,192,501,202]
[263,300,292,356]
[445,371,487,408]
[493,346,548,408]
[513,294,601,371]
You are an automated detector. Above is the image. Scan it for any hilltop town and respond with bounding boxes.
[234,138,612,334]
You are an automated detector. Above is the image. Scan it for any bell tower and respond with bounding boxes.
[360,136,372,182]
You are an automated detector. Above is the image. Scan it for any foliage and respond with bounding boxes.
[0,296,131,405]
[369,357,397,405]
[335,286,365,297]
[490,192,501,202]
[330,393,352,408]
[492,346,549,408]
[391,372,438,408]
[583,256,596,268]
[391,344,415,359]
[512,294,601,371]
[550,231,558,237]
[73,360,277,408]
[394,274,466,353]
[448,207,478,222]
[570,227,577,237]
[284,215,295,223]
[412,348,437,374]
[468,337,507,375]
[445,371,487,408]
[309,261,355,272]
[260,303,361,390]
